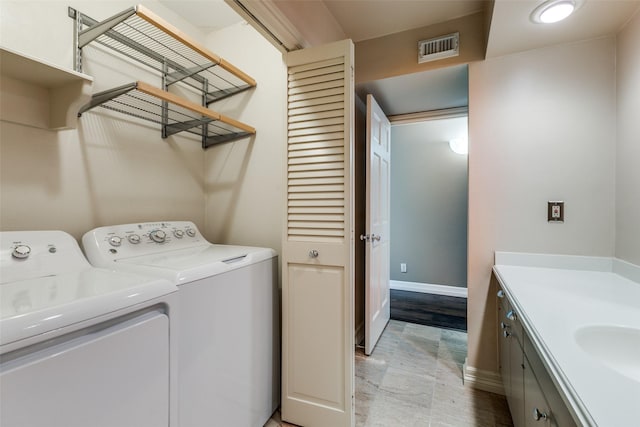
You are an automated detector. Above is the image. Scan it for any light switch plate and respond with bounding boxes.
[548,201,564,223]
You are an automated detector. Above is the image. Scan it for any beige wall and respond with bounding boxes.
[0,1,207,240]
[467,37,617,372]
[616,11,640,265]
[355,12,486,85]
[202,22,287,256]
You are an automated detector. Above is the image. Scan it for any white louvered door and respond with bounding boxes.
[282,40,355,427]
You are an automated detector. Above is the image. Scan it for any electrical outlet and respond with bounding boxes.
[548,201,564,223]
[400,263,407,273]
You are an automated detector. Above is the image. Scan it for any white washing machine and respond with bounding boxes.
[0,230,178,427]
[82,221,279,427]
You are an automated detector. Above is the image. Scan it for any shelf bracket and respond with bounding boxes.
[204,132,252,148]
[164,118,210,137]
[166,63,217,86]
[75,7,137,49]
[77,82,137,116]
[205,85,254,105]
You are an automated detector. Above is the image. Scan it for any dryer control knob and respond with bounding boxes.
[149,230,167,243]
[12,245,31,259]
[185,229,196,237]
[127,234,141,244]
[109,236,122,247]
[173,230,184,239]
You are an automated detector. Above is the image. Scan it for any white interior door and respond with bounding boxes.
[282,39,355,427]
[364,94,391,356]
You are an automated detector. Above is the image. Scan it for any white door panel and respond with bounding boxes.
[282,39,354,427]
[365,94,391,356]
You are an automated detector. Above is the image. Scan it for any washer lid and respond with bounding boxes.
[0,268,176,346]
[115,244,276,284]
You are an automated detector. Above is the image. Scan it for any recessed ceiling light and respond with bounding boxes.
[531,0,582,24]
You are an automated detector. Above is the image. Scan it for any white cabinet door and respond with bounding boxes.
[524,357,553,427]
[282,39,355,427]
[364,94,390,355]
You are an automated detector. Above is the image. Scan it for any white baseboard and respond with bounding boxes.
[390,280,467,298]
[462,358,504,395]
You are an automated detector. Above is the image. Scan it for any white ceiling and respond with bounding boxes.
[160,0,640,114]
[356,64,468,116]
[158,0,243,32]
[323,0,484,42]
[487,0,640,58]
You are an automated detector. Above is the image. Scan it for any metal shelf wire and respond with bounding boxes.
[69,5,255,104]
[79,81,255,148]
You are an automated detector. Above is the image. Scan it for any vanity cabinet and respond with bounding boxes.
[498,290,524,427]
[497,286,577,427]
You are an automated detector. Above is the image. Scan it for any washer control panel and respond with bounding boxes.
[82,221,208,264]
[1,230,91,284]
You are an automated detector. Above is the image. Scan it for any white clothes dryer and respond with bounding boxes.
[0,230,178,427]
[82,221,279,427]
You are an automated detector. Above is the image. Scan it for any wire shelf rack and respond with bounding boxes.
[69,5,257,148]
[70,5,255,104]
[79,81,255,148]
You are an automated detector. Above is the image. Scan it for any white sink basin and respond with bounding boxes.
[575,325,640,382]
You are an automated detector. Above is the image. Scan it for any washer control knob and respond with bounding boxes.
[109,236,122,247]
[12,245,31,259]
[149,230,167,243]
[185,229,196,237]
[127,234,141,244]
[173,230,185,239]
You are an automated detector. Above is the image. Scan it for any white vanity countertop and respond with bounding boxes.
[493,252,640,427]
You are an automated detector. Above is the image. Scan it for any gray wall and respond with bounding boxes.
[390,117,468,287]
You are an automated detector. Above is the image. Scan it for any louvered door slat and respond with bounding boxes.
[288,206,345,214]
[288,71,344,88]
[288,139,344,152]
[289,132,344,144]
[289,109,344,123]
[288,177,344,186]
[288,124,344,137]
[288,79,344,95]
[288,147,344,158]
[289,101,345,117]
[287,199,344,207]
[289,95,344,110]
[288,62,344,80]
[288,161,344,172]
[288,87,344,102]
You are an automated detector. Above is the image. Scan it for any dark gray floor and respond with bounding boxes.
[390,290,467,331]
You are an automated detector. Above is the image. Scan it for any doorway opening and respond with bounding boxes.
[355,64,469,349]
[388,115,468,331]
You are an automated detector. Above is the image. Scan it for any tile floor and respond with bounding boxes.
[266,320,513,427]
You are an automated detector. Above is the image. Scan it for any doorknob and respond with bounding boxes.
[309,250,319,258]
[359,234,370,241]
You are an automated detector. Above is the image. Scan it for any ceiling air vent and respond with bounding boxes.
[418,32,459,64]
